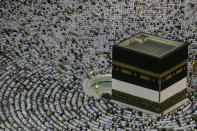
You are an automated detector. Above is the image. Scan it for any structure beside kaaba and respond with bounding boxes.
[112,33,188,114]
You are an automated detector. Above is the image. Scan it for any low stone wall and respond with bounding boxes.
[82,74,112,98]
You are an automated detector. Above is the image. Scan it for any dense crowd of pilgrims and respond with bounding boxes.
[0,0,197,130]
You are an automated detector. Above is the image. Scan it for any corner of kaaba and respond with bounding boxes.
[111,32,188,115]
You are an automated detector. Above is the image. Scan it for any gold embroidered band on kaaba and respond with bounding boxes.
[112,59,187,78]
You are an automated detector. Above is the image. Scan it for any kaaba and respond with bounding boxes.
[112,33,188,114]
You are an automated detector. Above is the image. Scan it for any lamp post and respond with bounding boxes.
[96,82,99,94]
[90,70,93,79]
